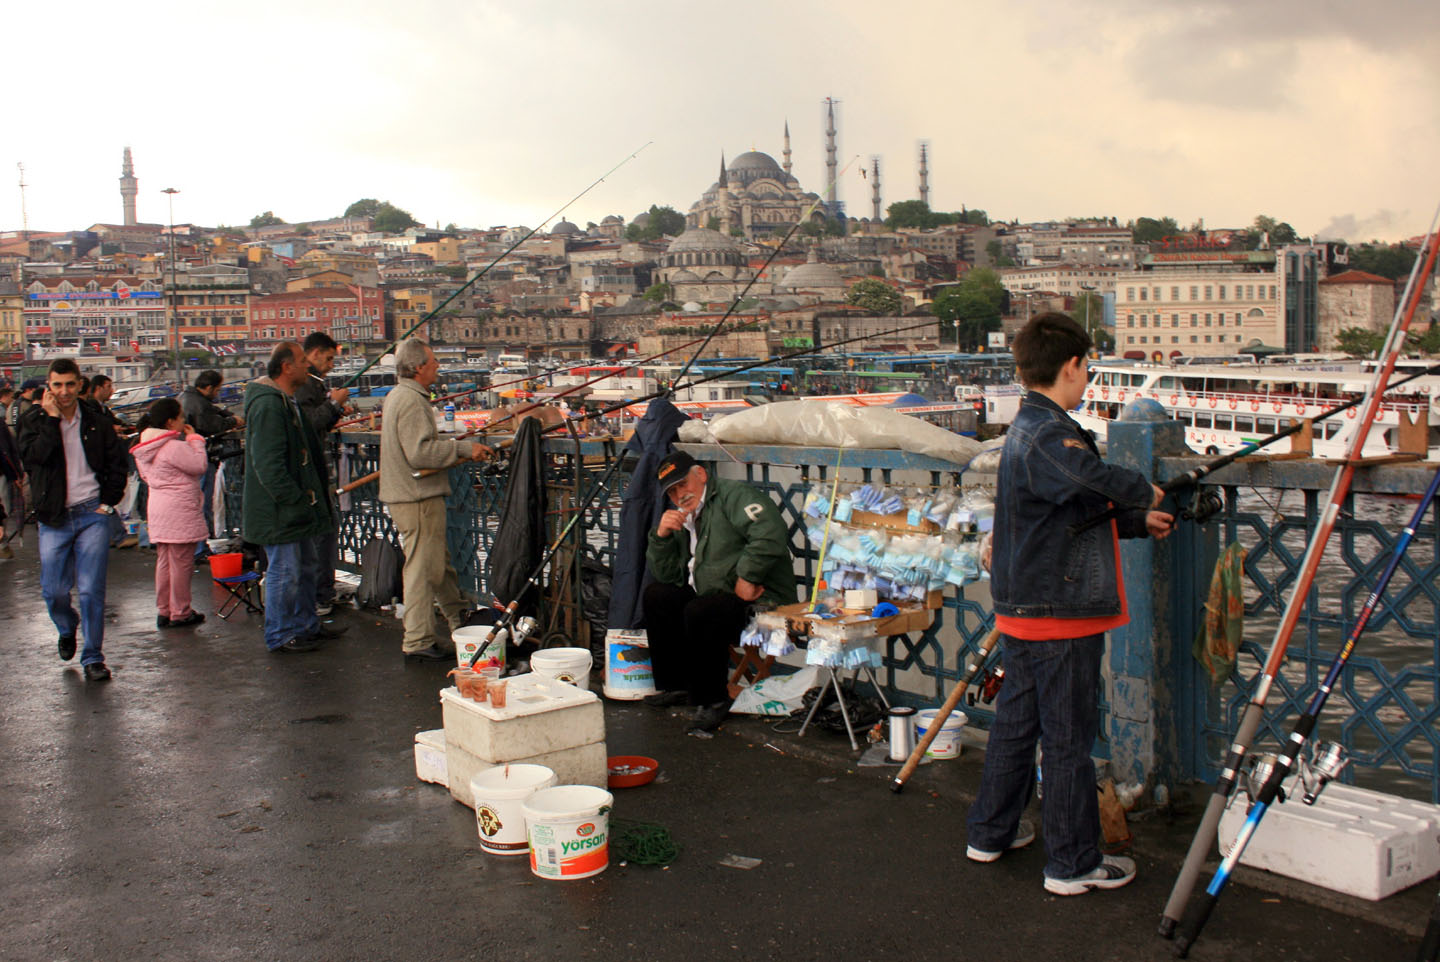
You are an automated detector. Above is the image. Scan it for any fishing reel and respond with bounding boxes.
[967,665,1005,707]
[1237,740,1349,809]
[1180,488,1224,525]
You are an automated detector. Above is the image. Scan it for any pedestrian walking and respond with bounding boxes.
[132,397,208,629]
[15,359,129,681]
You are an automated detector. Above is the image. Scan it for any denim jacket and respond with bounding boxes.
[991,391,1154,620]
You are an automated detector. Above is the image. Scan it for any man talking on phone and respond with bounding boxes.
[17,358,130,681]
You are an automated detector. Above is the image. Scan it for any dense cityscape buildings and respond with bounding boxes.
[0,136,1421,381]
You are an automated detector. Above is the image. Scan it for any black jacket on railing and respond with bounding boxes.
[16,399,129,526]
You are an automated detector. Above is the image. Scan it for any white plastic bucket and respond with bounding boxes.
[915,708,968,759]
[454,625,507,670]
[530,647,593,690]
[523,784,613,880]
[470,764,557,855]
[602,630,657,701]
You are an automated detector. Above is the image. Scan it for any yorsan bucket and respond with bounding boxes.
[523,784,613,880]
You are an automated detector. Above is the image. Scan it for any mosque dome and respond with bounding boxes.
[666,227,741,255]
[779,251,845,291]
[632,211,651,228]
[551,219,581,235]
[682,301,703,313]
[601,214,623,225]
[729,151,785,177]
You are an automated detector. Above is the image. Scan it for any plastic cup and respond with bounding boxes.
[488,680,508,708]
[449,668,488,702]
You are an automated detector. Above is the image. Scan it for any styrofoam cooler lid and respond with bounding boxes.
[440,672,597,721]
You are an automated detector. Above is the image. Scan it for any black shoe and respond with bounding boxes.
[58,634,76,662]
[304,622,348,640]
[271,636,324,654]
[83,662,112,682]
[687,700,731,733]
[157,615,172,629]
[404,644,451,662]
[163,612,205,629]
[643,690,690,708]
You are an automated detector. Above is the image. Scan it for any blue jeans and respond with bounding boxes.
[38,500,112,667]
[966,632,1104,880]
[262,540,320,649]
[309,528,338,607]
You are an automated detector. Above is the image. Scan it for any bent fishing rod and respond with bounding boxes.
[1069,361,1440,538]
[1173,458,1440,956]
[891,626,1000,793]
[1159,208,1440,940]
[337,142,652,391]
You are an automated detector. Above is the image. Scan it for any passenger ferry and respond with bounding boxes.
[1074,359,1440,459]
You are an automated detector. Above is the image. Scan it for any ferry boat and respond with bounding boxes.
[1074,359,1440,459]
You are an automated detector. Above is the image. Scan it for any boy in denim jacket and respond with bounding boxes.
[966,313,1173,895]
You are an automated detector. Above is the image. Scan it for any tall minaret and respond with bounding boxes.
[871,158,882,221]
[918,142,930,208]
[716,153,731,235]
[120,147,138,226]
[782,120,792,177]
[824,97,838,215]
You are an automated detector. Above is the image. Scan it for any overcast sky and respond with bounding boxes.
[7,0,1438,242]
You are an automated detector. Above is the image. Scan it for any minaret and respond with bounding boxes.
[716,153,731,235]
[120,147,138,226]
[782,120,792,177]
[824,98,838,215]
[918,143,930,208]
[871,158,882,221]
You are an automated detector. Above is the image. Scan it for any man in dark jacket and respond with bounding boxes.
[242,343,338,654]
[181,369,243,555]
[642,450,796,733]
[292,332,352,615]
[16,358,129,681]
[0,416,20,560]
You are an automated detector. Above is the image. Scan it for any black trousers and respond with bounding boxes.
[641,582,750,706]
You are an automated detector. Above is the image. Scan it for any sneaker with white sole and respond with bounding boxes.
[1043,855,1136,896]
[966,819,1036,863]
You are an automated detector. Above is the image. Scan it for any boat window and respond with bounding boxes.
[1194,413,1212,429]
[1233,416,1254,433]
[1174,410,1192,425]
[1157,376,1176,389]
[1257,417,1276,433]
[1325,422,1343,439]
[1214,415,1233,431]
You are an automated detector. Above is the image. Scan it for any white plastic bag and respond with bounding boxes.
[731,665,822,716]
[709,401,985,465]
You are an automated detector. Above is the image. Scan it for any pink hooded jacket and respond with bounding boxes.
[133,427,209,544]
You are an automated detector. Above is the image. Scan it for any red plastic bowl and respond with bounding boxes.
[607,755,659,789]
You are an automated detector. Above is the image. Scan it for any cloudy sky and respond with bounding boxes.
[7,0,1438,242]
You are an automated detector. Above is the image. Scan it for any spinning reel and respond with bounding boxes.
[1236,739,1350,810]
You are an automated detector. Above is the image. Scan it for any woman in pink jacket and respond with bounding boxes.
[133,397,209,628]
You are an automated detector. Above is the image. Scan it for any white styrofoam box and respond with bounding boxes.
[844,588,879,610]
[445,741,609,809]
[1218,777,1440,901]
[440,674,604,761]
[414,729,448,787]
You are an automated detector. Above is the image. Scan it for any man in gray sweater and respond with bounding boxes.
[380,338,491,661]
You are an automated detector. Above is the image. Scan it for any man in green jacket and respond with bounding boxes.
[643,450,795,733]
[242,342,341,654]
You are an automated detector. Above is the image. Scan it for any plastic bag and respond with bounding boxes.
[730,665,822,716]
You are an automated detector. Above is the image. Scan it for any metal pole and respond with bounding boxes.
[163,187,180,390]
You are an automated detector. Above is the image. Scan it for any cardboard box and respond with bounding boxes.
[850,508,939,534]
[773,602,933,639]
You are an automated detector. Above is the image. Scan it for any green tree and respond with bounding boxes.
[642,281,674,304]
[1131,216,1179,244]
[1348,243,1417,280]
[823,217,846,237]
[1253,214,1299,245]
[985,239,1015,268]
[706,215,721,232]
[960,209,989,226]
[624,205,687,241]
[344,198,381,218]
[845,278,904,315]
[933,268,1007,348]
[1069,291,1109,349]
[1333,326,1385,356]
[435,264,468,280]
[1414,322,1440,355]
[372,202,421,233]
[249,211,285,227]
[798,219,824,237]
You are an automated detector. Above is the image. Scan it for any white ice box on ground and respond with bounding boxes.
[1218,779,1440,901]
[414,729,448,786]
[440,673,607,808]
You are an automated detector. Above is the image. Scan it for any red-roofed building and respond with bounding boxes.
[1318,269,1395,350]
[249,285,382,346]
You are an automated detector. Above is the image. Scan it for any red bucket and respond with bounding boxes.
[209,552,244,578]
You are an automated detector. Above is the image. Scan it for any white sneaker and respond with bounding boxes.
[966,819,1036,863]
[1043,855,1136,896]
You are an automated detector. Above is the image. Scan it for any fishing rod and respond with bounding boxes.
[337,142,652,391]
[1159,210,1440,940]
[1173,459,1440,956]
[1069,361,1440,538]
[890,625,1000,793]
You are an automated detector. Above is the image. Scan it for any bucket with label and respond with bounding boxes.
[915,708,968,759]
[470,764,557,856]
[523,784,613,880]
[530,647,593,690]
[602,629,657,700]
[453,625,507,670]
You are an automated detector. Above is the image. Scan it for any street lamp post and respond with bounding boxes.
[1080,282,1098,350]
[162,187,180,389]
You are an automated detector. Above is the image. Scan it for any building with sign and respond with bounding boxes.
[249,285,382,347]
[24,276,167,353]
[172,265,251,347]
[0,279,23,354]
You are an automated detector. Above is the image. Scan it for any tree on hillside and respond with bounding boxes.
[1252,214,1299,246]
[1069,291,1110,350]
[624,205,687,241]
[1131,216,1179,244]
[1348,243,1417,280]
[249,211,285,227]
[642,281,674,304]
[343,198,421,232]
[344,198,382,218]
[1333,327,1385,356]
[985,239,1015,268]
[933,268,1007,349]
[845,278,903,315]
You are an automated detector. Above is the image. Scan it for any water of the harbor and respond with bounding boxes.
[1222,489,1438,802]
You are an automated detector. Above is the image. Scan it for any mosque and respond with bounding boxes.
[684,124,827,243]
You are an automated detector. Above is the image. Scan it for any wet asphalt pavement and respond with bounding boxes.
[0,539,1429,962]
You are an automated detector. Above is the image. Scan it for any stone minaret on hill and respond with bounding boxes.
[918,142,930,208]
[717,153,731,235]
[871,157,882,221]
[783,119,792,176]
[120,147,138,226]
[824,98,838,215]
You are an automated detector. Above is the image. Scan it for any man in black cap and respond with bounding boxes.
[642,450,796,733]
